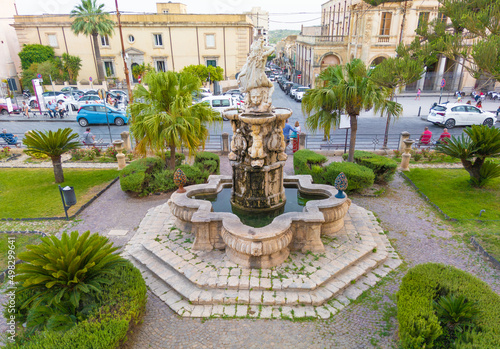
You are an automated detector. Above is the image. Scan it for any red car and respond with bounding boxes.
[0,103,22,115]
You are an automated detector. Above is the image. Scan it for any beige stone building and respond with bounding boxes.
[0,0,22,95]
[290,0,481,91]
[11,2,253,87]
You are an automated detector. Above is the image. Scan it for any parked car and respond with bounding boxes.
[61,86,79,93]
[294,87,310,102]
[29,91,73,108]
[427,103,497,128]
[290,84,303,99]
[109,90,129,103]
[286,83,301,95]
[77,104,129,127]
[223,89,243,97]
[201,95,240,120]
[0,102,22,115]
[487,91,500,100]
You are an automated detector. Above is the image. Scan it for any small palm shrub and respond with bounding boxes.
[433,294,479,333]
[16,231,124,321]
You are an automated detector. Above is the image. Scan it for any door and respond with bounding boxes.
[94,105,108,123]
[465,105,483,125]
[449,106,467,125]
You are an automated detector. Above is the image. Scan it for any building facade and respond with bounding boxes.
[290,0,480,91]
[11,3,253,86]
[244,7,269,44]
[0,0,22,96]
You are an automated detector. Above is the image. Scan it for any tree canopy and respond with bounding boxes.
[18,44,55,71]
[181,65,224,83]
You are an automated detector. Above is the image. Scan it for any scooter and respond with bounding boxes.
[23,89,31,99]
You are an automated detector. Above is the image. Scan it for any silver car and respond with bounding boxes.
[427,103,497,128]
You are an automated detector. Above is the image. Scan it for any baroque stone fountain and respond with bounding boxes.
[124,38,401,319]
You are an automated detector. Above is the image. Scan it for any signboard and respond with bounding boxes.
[339,115,350,129]
[89,77,93,82]
[6,98,13,113]
[37,74,42,79]
[441,78,446,88]
[32,79,47,113]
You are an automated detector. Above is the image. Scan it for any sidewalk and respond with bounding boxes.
[0,111,77,122]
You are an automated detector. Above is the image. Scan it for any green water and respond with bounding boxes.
[193,187,328,228]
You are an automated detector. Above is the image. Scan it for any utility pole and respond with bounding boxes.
[115,0,133,103]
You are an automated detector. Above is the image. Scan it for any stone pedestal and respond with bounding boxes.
[113,140,126,170]
[120,131,131,151]
[399,131,410,153]
[400,139,414,171]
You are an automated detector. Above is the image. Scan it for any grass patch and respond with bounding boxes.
[405,168,500,220]
[0,233,42,270]
[0,168,118,219]
[454,220,500,262]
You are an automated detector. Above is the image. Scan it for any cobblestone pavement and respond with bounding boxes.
[2,156,499,348]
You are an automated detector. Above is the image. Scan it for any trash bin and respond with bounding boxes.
[62,186,77,206]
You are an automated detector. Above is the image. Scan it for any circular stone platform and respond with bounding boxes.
[122,202,401,319]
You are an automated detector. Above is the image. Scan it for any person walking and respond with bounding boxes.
[476,100,482,109]
[415,88,421,100]
[283,119,294,149]
[22,102,30,118]
[292,121,301,153]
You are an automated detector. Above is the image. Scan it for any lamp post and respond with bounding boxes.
[115,0,133,103]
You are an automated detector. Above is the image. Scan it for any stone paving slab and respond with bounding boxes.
[123,202,401,319]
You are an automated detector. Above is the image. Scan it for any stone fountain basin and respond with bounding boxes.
[168,175,351,268]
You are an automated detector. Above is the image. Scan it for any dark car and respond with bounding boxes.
[0,103,22,115]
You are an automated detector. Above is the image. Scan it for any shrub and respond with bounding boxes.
[177,164,210,185]
[119,157,165,195]
[5,260,147,349]
[342,150,397,183]
[397,263,500,349]
[195,152,220,174]
[324,161,375,192]
[293,149,327,175]
[150,168,176,193]
[159,151,185,167]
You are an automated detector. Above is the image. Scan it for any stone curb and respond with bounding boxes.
[0,177,119,221]
[470,236,500,270]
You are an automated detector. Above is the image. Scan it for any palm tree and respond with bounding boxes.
[23,128,80,183]
[302,59,402,162]
[129,70,221,169]
[70,0,114,82]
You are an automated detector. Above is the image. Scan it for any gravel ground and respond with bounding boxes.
[1,155,498,348]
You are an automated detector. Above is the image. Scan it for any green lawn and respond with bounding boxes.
[0,168,118,218]
[0,233,41,271]
[405,168,500,220]
[405,168,500,261]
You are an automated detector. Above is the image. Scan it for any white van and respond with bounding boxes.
[201,96,240,120]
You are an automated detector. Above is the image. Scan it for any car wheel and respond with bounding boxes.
[444,119,456,128]
[114,117,125,126]
[78,118,89,127]
[30,100,38,108]
[483,118,494,127]
[1,109,8,115]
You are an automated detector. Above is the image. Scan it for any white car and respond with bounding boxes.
[427,103,497,128]
[29,91,73,109]
[201,95,241,120]
[294,87,310,101]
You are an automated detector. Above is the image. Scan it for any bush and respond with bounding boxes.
[324,161,375,192]
[195,152,220,174]
[342,150,397,183]
[397,263,500,349]
[150,168,176,193]
[293,149,327,175]
[177,164,210,185]
[5,260,147,349]
[119,157,165,195]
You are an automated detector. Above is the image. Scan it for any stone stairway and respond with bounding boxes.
[123,202,401,319]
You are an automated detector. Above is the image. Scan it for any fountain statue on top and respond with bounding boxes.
[224,38,292,212]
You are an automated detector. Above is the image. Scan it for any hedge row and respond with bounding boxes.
[397,263,500,348]
[294,149,374,192]
[342,150,397,183]
[119,152,220,196]
[7,260,147,349]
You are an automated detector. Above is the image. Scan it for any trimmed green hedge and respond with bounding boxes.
[397,263,500,349]
[6,260,147,349]
[294,149,374,191]
[120,152,220,196]
[324,161,375,191]
[342,150,397,183]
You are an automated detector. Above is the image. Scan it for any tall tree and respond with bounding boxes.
[181,65,224,83]
[302,59,402,162]
[370,44,424,148]
[129,71,221,169]
[23,128,80,183]
[62,53,83,83]
[70,0,114,82]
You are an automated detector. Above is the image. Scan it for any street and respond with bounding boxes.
[2,83,499,150]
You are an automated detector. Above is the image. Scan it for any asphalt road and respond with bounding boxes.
[2,83,499,148]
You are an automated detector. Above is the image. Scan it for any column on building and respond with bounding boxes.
[451,57,464,91]
[434,55,447,90]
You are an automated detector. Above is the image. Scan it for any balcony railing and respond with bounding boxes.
[297,35,346,46]
[375,35,397,44]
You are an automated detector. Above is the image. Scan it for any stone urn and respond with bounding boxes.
[400,139,415,171]
[112,139,126,170]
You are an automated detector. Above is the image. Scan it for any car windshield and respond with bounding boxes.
[297,88,309,92]
[432,106,447,112]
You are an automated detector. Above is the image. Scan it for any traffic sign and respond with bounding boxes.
[37,74,42,79]
[89,77,93,82]
[138,75,142,83]
[297,74,301,79]
[441,78,446,88]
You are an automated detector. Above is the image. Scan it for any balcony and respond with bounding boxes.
[374,35,397,45]
[297,35,347,46]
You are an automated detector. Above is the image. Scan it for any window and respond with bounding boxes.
[206,34,215,48]
[156,60,166,72]
[206,59,217,67]
[438,13,447,23]
[104,61,115,77]
[466,106,480,113]
[452,106,466,112]
[95,106,107,113]
[417,12,430,30]
[128,35,135,43]
[163,10,169,14]
[48,34,58,48]
[221,99,230,107]
[379,12,392,36]
[212,99,221,107]
[101,35,110,47]
[154,34,163,47]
